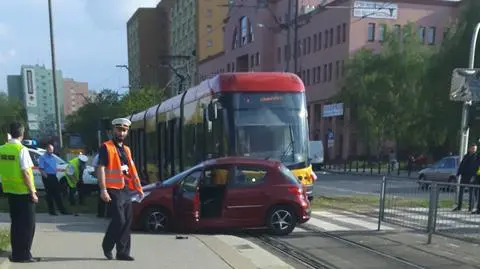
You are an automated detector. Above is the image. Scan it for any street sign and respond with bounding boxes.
[449,68,480,102]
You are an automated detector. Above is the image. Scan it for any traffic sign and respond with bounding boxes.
[450,68,480,102]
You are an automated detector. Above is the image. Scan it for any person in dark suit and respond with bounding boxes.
[453,143,478,211]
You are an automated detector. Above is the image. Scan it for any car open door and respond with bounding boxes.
[173,170,202,232]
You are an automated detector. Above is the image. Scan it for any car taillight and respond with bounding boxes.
[288,187,303,196]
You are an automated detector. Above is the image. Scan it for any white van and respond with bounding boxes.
[309,140,324,171]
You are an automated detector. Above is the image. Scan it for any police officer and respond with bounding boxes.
[0,122,40,263]
[97,118,143,261]
[65,154,88,215]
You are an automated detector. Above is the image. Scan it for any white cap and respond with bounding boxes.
[79,155,88,162]
[112,118,131,129]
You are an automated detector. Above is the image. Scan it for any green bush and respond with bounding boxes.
[0,229,10,252]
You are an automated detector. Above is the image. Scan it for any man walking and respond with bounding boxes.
[453,143,478,211]
[39,143,69,215]
[65,154,88,215]
[97,118,143,261]
[0,122,40,262]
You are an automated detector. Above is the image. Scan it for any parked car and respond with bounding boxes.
[130,157,311,236]
[417,155,460,190]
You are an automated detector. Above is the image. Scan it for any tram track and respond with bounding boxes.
[249,224,428,269]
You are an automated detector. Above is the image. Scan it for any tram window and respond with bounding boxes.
[196,119,205,162]
[184,121,196,168]
[168,119,176,175]
[160,122,170,179]
[137,129,145,172]
[204,108,214,159]
[157,122,164,180]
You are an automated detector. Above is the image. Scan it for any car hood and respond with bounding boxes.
[419,167,433,174]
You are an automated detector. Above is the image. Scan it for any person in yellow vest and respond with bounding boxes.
[0,122,40,263]
[65,154,88,216]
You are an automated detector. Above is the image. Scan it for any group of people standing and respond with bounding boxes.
[454,143,480,213]
[0,118,144,263]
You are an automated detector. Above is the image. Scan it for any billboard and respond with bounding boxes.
[449,68,480,102]
[23,68,37,107]
[353,1,398,20]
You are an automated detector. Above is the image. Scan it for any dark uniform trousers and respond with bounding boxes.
[42,174,67,214]
[8,193,35,260]
[102,187,132,256]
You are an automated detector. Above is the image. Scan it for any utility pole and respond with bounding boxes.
[285,0,292,72]
[48,0,63,148]
[293,0,299,74]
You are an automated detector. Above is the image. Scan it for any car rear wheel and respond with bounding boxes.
[266,206,297,236]
[142,207,170,234]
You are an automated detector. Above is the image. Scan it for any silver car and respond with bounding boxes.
[418,155,460,189]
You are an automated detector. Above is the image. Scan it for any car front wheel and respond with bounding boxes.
[142,207,171,234]
[266,205,297,236]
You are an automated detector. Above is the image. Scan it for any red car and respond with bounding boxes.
[130,157,311,236]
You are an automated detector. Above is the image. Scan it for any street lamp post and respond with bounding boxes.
[48,0,63,148]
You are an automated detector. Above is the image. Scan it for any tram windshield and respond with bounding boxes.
[232,92,309,166]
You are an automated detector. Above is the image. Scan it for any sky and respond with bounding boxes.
[0,0,160,94]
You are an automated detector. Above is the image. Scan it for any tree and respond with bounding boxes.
[338,22,432,156]
[64,87,166,152]
[421,0,480,157]
[0,93,26,144]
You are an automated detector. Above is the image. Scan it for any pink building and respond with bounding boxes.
[63,78,88,116]
[198,0,460,160]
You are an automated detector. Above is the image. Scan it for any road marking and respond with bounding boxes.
[306,215,352,231]
[313,211,395,231]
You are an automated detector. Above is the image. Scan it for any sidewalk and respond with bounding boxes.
[0,214,293,269]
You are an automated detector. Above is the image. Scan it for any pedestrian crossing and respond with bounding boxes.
[379,207,480,232]
[292,210,397,234]
[291,208,480,237]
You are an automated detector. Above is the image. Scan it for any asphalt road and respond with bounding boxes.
[312,172,457,201]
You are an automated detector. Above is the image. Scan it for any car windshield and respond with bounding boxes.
[232,92,308,166]
[162,164,202,186]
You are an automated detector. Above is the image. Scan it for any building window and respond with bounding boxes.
[336,25,341,44]
[277,47,281,63]
[249,20,254,42]
[232,27,238,49]
[207,25,213,33]
[313,34,317,51]
[367,23,375,42]
[250,55,255,68]
[302,39,306,55]
[206,9,212,17]
[427,27,436,45]
[443,27,450,41]
[207,39,213,47]
[255,52,260,66]
[393,24,401,39]
[307,37,311,54]
[418,26,426,44]
[240,17,248,46]
[227,63,231,72]
[328,62,333,81]
[318,32,322,50]
[312,68,317,84]
[324,30,328,48]
[302,70,305,81]
[284,44,289,61]
[341,60,345,76]
[378,24,386,42]
[335,60,340,79]
[317,67,321,83]
[342,23,347,43]
[329,28,334,46]
[232,62,235,72]
[323,64,327,82]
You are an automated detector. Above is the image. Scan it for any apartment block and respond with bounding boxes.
[63,78,88,116]
[7,64,64,140]
[198,0,460,160]
[127,2,173,91]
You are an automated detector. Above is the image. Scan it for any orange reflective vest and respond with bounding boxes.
[103,140,142,192]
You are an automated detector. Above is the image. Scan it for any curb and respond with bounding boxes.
[194,234,257,269]
[0,251,9,269]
